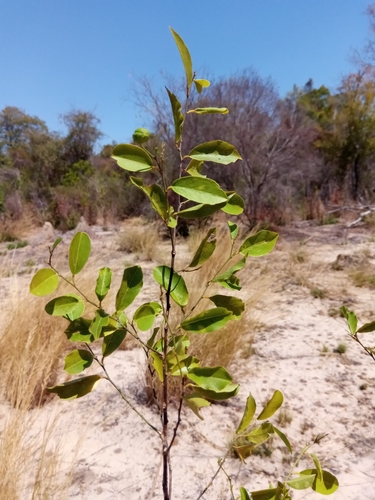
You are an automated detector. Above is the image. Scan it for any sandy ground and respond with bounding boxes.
[1,219,375,499]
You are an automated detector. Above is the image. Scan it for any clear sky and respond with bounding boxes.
[0,0,371,148]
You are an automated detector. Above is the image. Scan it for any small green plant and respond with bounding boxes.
[334,343,347,354]
[30,27,338,500]
[321,344,329,354]
[7,240,28,250]
[25,258,35,267]
[310,287,326,299]
[341,306,375,363]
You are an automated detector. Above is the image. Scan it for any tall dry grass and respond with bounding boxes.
[0,271,81,499]
[117,217,163,261]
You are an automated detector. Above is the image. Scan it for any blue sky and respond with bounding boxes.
[0,0,371,148]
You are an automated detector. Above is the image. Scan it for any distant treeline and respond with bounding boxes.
[2,68,375,231]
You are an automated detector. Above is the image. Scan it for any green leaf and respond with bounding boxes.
[188,228,216,267]
[184,394,210,420]
[194,79,210,93]
[216,275,242,291]
[185,159,206,178]
[169,27,193,87]
[147,327,160,348]
[52,237,62,250]
[194,384,239,401]
[133,303,161,331]
[247,488,278,500]
[188,140,242,165]
[30,268,59,296]
[221,192,245,215]
[130,177,169,220]
[95,267,112,302]
[340,306,358,334]
[64,349,93,374]
[153,266,188,307]
[239,487,251,500]
[239,230,279,257]
[272,425,292,453]
[287,474,316,490]
[213,257,246,282]
[102,329,127,357]
[47,374,101,400]
[358,320,375,333]
[257,390,284,420]
[169,355,200,376]
[208,295,244,319]
[115,266,143,312]
[64,318,95,342]
[89,310,109,340]
[45,294,84,318]
[112,143,153,172]
[310,453,323,482]
[176,202,226,219]
[149,351,163,381]
[166,88,184,143]
[236,394,256,434]
[299,469,339,495]
[181,307,232,333]
[245,425,271,444]
[69,232,91,275]
[187,107,229,115]
[228,221,238,240]
[132,127,151,144]
[171,177,228,205]
[187,366,233,392]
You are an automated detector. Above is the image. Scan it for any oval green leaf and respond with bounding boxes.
[273,425,292,453]
[134,304,157,331]
[194,79,210,93]
[89,310,110,340]
[357,320,375,333]
[65,318,95,343]
[153,266,189,307]
[181,307,233,333]
[228,221,239,240]
[115,266,143,312]
[340,306,358,335]
[222,192,245,215]
[187,366,233,391]
[170,27,193,87]
[130,177,169,220]
[299,469,339,495]
[166,88,184,143]
[208,295,245,319]
[184,394,210,420]
[188,140,242,165]
[112,143,153,172]
[102,329,127,357]
[171,177,227,205]
[239,230,278,257]
[257,390,284,420]
[47,374,101,400]
[30,268,59,296]
[45,294,84,318]
[287,474,316,490]
[69,232,91,275]
[95,267,112,302]
[193,384,239,401]
[64,349,93,374]
[236,394,256,434]
[239,487,251,500]
[213,257,246,282]
[247,488,278,500]
[188,228,216,267]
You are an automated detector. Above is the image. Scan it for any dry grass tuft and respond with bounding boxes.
[0,281,70,408]
[117,217,163,261]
